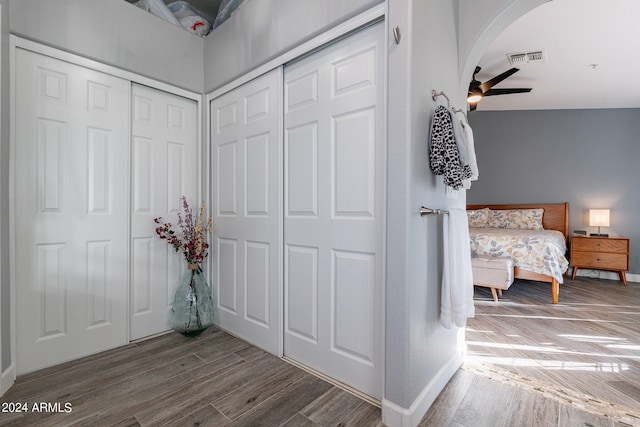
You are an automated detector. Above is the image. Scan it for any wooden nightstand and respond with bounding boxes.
[570,236,630,285]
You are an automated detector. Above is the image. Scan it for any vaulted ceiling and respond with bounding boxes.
[470,0,640,111]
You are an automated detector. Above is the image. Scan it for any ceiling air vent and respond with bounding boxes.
[527,50,545,62]
[507,50,545,65]
[507,53,527,65]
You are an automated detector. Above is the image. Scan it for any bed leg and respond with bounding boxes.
[551,279,559,304]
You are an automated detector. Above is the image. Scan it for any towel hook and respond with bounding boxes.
[451,107,468,124]
[431,90,451,109]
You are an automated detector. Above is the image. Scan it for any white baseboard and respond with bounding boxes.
[571,267,639,284]
[1,364,15,397]
[382,350,463,427]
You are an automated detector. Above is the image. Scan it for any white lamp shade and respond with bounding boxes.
[589,209,610,227]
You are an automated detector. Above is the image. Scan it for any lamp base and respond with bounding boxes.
[590,233,609,237]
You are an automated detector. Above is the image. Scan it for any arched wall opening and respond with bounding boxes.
[458,0,548,96]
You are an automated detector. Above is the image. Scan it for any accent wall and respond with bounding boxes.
[468,108,640,276]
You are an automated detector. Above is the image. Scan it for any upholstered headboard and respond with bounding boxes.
[466,202,569,240]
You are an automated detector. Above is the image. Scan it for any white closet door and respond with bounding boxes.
[130,84,199,340]
[211,68,282,354]
[14,49,130,374]
[283,22,385,400]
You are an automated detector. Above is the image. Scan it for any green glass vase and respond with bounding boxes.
[171,264,214,335]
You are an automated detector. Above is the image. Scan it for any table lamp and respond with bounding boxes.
[589,209,610,237]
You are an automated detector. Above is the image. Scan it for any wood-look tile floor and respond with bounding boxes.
[1,276,637,426]
[0,327,383,426]
[427,276,640,427]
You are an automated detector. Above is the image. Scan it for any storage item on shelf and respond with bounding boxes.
[213,0,246,29]
[168,1,212,36]
[137,0,181,26]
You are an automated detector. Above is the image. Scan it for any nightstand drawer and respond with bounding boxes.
[571,252,628,271]
[571,238,628,254]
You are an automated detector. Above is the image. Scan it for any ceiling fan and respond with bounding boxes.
[467,66,532,111]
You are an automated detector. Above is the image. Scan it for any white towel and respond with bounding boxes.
[451,111,468,166]
[461,121,479,182]
[440,209,475,329]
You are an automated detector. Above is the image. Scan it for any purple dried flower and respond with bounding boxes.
[153,196,215,265]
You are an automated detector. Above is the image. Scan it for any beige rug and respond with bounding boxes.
[463,361,640,426]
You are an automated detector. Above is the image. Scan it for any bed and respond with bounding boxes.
[466,203,569,304]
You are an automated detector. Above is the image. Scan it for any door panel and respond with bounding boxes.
[130,84,199,340]
[15,49,130,374]
[283,22,385,400]
[211,68,282,355]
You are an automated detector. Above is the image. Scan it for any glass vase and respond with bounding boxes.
[171,264,214,335]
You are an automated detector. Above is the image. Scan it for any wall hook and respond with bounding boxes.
[393,26,401,44]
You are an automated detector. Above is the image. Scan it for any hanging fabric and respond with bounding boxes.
[461,120,479,182]
[440,209,475,329]
[428,105,472,190]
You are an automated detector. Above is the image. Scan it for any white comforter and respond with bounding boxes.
[469,228,569,283]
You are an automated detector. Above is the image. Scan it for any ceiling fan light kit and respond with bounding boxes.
[467,66,533,110]
[467,89,482,103]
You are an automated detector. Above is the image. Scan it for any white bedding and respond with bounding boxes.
[469,227,569,283]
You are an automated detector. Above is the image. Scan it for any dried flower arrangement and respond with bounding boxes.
[154,196,214,267]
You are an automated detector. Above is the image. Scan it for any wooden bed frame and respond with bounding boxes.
[467,203,569,304]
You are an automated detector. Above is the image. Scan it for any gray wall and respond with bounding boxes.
[468,109,640,275]
[385,0,463,410]
[203,0,382,92]
[9,0,204,92]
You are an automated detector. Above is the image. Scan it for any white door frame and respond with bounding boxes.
[8,36,204,382]
[205,3,386,397]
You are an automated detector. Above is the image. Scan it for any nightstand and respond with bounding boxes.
[570,236,629,285]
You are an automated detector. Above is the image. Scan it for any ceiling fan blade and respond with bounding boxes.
[479,68,520,92]
[483,88,532,96]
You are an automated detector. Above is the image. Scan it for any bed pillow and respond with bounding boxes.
[467,208,492,228]
[489,208,544,230]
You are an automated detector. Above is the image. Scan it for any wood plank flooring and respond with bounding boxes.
[0,327,382,426]
[424,276,640,427]
[1,276,638,426]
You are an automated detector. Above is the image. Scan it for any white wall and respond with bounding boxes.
[0,0,552,416]
[383,1,549,424]
[0,0,9,376]
[384,0,466,423]
[203,0,382,92]
[457,0,548,85]
[9,0,204,92]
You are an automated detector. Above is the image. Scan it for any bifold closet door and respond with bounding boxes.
[211,68,282,355]
[283,21,385,400]
[130,84,199,340]
[14,49,130,374]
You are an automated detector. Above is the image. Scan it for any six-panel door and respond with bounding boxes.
[283,22,385,400]
[130,84,199,340]
[211,68,283,354]
[14,49,130,374]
